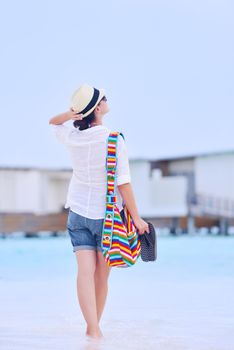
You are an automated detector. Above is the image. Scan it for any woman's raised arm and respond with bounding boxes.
[49,110,83,125]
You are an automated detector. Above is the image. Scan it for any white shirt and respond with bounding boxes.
[52,124,131,219]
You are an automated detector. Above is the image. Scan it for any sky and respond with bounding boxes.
[0,0,233,168]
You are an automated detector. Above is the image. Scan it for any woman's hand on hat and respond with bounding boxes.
[69,108,84,121]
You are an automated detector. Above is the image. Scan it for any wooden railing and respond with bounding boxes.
[190,194,234,218]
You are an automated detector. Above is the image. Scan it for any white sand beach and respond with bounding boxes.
[0,234,233,350]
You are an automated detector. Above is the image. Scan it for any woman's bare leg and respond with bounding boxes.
[75,250,102,339]
[94,251,111,322]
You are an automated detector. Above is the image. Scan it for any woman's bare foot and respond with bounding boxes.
[86,326,103,339]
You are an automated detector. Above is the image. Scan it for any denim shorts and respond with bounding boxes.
[66,209,104,253]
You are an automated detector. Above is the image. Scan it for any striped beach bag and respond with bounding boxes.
[101,132,141,268]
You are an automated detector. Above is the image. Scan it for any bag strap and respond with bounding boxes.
[105,132,124,204]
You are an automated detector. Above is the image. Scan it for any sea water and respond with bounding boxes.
[0,234,233,350]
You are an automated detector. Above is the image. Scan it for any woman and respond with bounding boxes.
[49,83,149,340]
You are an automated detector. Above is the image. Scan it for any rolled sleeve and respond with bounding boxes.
[116,134,131,186]
[51,125,71,145]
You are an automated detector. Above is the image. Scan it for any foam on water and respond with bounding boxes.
[0,235,234,350]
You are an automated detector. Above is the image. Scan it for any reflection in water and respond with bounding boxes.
[83,337,103,350]
[84,343,99,350]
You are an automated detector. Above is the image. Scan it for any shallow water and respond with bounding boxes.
[0,235,234,350]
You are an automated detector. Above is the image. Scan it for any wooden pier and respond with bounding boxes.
[0,210,233,236]
[0,211,68,236]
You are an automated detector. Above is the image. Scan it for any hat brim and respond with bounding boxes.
[82,88,105,118]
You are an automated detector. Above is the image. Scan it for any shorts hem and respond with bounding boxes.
[73,245,102,252]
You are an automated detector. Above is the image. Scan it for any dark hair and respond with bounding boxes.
[73,110,96,131]
[73,96,106,131]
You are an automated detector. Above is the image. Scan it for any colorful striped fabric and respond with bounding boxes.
[101,132,141,268]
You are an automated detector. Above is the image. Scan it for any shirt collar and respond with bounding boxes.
[77,125,110,133]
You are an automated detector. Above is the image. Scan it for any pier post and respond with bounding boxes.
[219,218,229,235]
[187,215,195,234]
[170,217,179,235]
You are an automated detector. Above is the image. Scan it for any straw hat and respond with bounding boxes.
[70,83,105,118]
